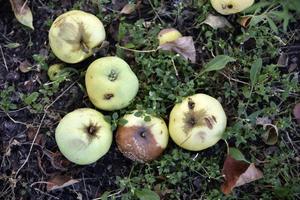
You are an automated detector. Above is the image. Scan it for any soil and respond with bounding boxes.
[0,0,299,199]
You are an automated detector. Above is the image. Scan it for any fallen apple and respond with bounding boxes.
[169,93,227,151]
[210,0,254,15]
[55,108,112,165]
[85,56,139,111]
[116,111,169,162]
[158,28,182,45]
[49,10,106,63]
[48,63,64,81]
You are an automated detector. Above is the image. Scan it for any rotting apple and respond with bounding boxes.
[55,108,112,165]
[169,94,227,151]
[85,56,139,111]
[49,10,106,63]
[158,28,182,45]
[116,111,169,162]
[210,0,254,15]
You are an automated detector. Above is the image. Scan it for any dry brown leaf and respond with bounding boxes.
[10,0,34,30]
[202,14,233,30]
[19,60,32,73]
[221,155,263,195]
[159,36,196,63]
[47,175,79,191]
[239,16,252,28]
[256,117,279,145]
[120,3,136,14]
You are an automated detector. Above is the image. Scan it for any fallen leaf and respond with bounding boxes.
[46,175,79,191]
[4,42,21,49]
[293,103,300,124]
[120,3,136,15]
[256,117,279,145]
[256,117,272,125]
[10,0,34,30]
[19,60,32,73]
[229,148,248,162]
[221,155,263,195]
[239,16,252,28]
[159,36,196,63]
[202,14,233,29]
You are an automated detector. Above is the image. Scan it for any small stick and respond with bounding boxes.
[0,45,8,71]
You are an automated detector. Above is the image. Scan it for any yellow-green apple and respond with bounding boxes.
[210,0,254,15]
[169,94,227,151]
[116,111,169,162]
[55,108,112,165]
[49,10,106,63]
[85,56,139,111]
[158,28,182,45]
[48,63,64,81]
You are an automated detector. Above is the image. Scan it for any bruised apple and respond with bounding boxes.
[55,108,112,165]
[169,94,227,151]
[116,111,169,162]
[49,10,106,63]
[85,56,139,111]
[210,0,254,15]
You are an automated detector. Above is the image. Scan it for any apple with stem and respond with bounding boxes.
[49,10,106,63]
[85,56,139,111]
[55,108,112,165]
[169,94,227,151]
[116,111,169,162]
[210,0,254,15]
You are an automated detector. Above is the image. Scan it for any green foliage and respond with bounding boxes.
[0,86,17,111]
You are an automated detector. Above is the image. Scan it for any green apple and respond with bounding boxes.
[48,63,64,81]
[210,0,254,15]
[55,108,112,165]
[116,111,169,162]
[158,28,182,45]
[85,56,139,111]
[169,94,227,151]
[49,10,106,63]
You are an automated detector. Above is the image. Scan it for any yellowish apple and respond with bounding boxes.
[210,0,254,15]
[158,28,182,45]
[169,94,227,151]
[48,63,64,81]
[116,111,169,162]
[55,108,112,165]
[49,10,106,63]
[85,56,139,111]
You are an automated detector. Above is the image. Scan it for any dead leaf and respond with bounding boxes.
[159,36,196,63]
[239,16,252,28]
[293,103,300,124]
[221,155,263,195]
[202,14,233,30]
[46,175,79,191]
[256,117,279,145]
[19,60,32,73]
[120,3,136,15]
[10,0,34,30]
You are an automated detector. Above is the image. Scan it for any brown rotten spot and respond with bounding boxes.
[116,126,164,163]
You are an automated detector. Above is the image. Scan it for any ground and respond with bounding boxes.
[0,0,299,199]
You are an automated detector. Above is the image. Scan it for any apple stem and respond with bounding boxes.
[80,40,90,54]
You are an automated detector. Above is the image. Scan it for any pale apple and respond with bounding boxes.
[49,10,106,63]
[48,63,64,81]
[55,108,112,165]
[116,111,169,162]
[158,28,182,45]
[210,0,254,15]
[85,56,139,111]
[169,94,227,151]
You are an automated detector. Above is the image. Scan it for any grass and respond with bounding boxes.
[1,0,299,199]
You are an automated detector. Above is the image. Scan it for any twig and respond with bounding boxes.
[171,58,179,78]
[0,45,8,71]
[147,0,164,24]
[5,112,29,127]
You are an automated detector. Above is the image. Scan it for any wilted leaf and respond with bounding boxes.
[202,14,233,29]
[293,103,300,124]
[4,42,21,49]
[10,0,34,30]
[120,3,136,15]
[19,60,32,73]
[200,55,236,75]
[46,175,79,191]
[250,58,262,87]
[256,117,279,145]
[135,189,160,200]
[239,16,252,28]
[159,36,196,63]
[221,155,263,195]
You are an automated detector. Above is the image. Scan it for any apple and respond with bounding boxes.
[55,108,112,165]
[116,111,169,162]
[49,10,106,63]
[158,28,182,45]
[85,56,139,111]
[48,63,64,81]
[169,94,227,151]
[210,0,254,15]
